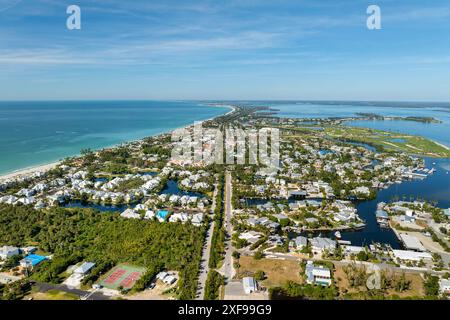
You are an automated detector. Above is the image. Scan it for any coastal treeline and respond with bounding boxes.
[0,204,204,299]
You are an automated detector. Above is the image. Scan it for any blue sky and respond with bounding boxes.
[0,0,450,101]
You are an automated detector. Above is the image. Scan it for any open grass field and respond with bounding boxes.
[334,264,424,299]
[98,264,145,290]
[236,256,303,288]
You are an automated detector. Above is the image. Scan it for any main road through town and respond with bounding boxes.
[196,181,218,300]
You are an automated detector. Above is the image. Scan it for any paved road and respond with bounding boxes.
[196,183,218,300]
[34,282,109,300]
[219,171,235,284]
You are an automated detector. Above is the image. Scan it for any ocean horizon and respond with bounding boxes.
[0,100,230,175]
[2,100,450,176]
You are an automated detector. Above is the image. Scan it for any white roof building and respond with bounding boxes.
[163,275,177,285]
[399,234,426,252]
[144,210,155,220]
[343,245,365,255]
[291,236,307,249]
[439,279,450,296]
[191,213,204,226]
[120,208,141,219]
[392,249,432,262]
[305,261,332,286]
[309,237,337,252]
[74,262,95,275]
[243,277,257,294]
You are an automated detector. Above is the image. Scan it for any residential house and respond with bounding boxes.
[305,261,332,286]
[0,246,20,260]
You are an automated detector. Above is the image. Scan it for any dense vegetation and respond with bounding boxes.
[270,281,338,300]
[0,204,205,299]
[208,173,225,269]
[204,270,224,300]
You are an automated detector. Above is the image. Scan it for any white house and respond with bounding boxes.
[309,237,336,253]
[191,213,204,226]
[74,262,95,275]
[291,236,307,250]
[163,275,177,285]
[120,208,141,219]
[144,210,155,220]
[439,279,450,297]
[243,277,257,294]
[305,261,332,286]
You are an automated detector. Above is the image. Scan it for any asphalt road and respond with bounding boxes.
[195,183,218,300]
[34,282,110,300]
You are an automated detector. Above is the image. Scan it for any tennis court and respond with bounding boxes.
[98,264,145,290]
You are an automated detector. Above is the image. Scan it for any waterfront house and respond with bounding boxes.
[309,237,337,253]
[289,190,307,200]
[376,210,389,221]
[401,215,416,224]
[291,236,307,250]
[334,211,354,223]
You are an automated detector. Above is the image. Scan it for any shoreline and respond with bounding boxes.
[0,162,61,182]
[0,104,236,182]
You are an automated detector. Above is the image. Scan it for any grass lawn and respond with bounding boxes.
[236,256,303,288]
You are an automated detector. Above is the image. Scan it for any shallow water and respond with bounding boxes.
[0,101,228,174]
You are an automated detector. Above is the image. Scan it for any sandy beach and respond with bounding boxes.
[433,140,450,151]
[0,161,60,182]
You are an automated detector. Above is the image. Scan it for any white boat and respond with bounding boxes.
[334,231,342,239]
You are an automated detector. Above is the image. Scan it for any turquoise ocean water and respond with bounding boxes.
[0,101,229,175]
